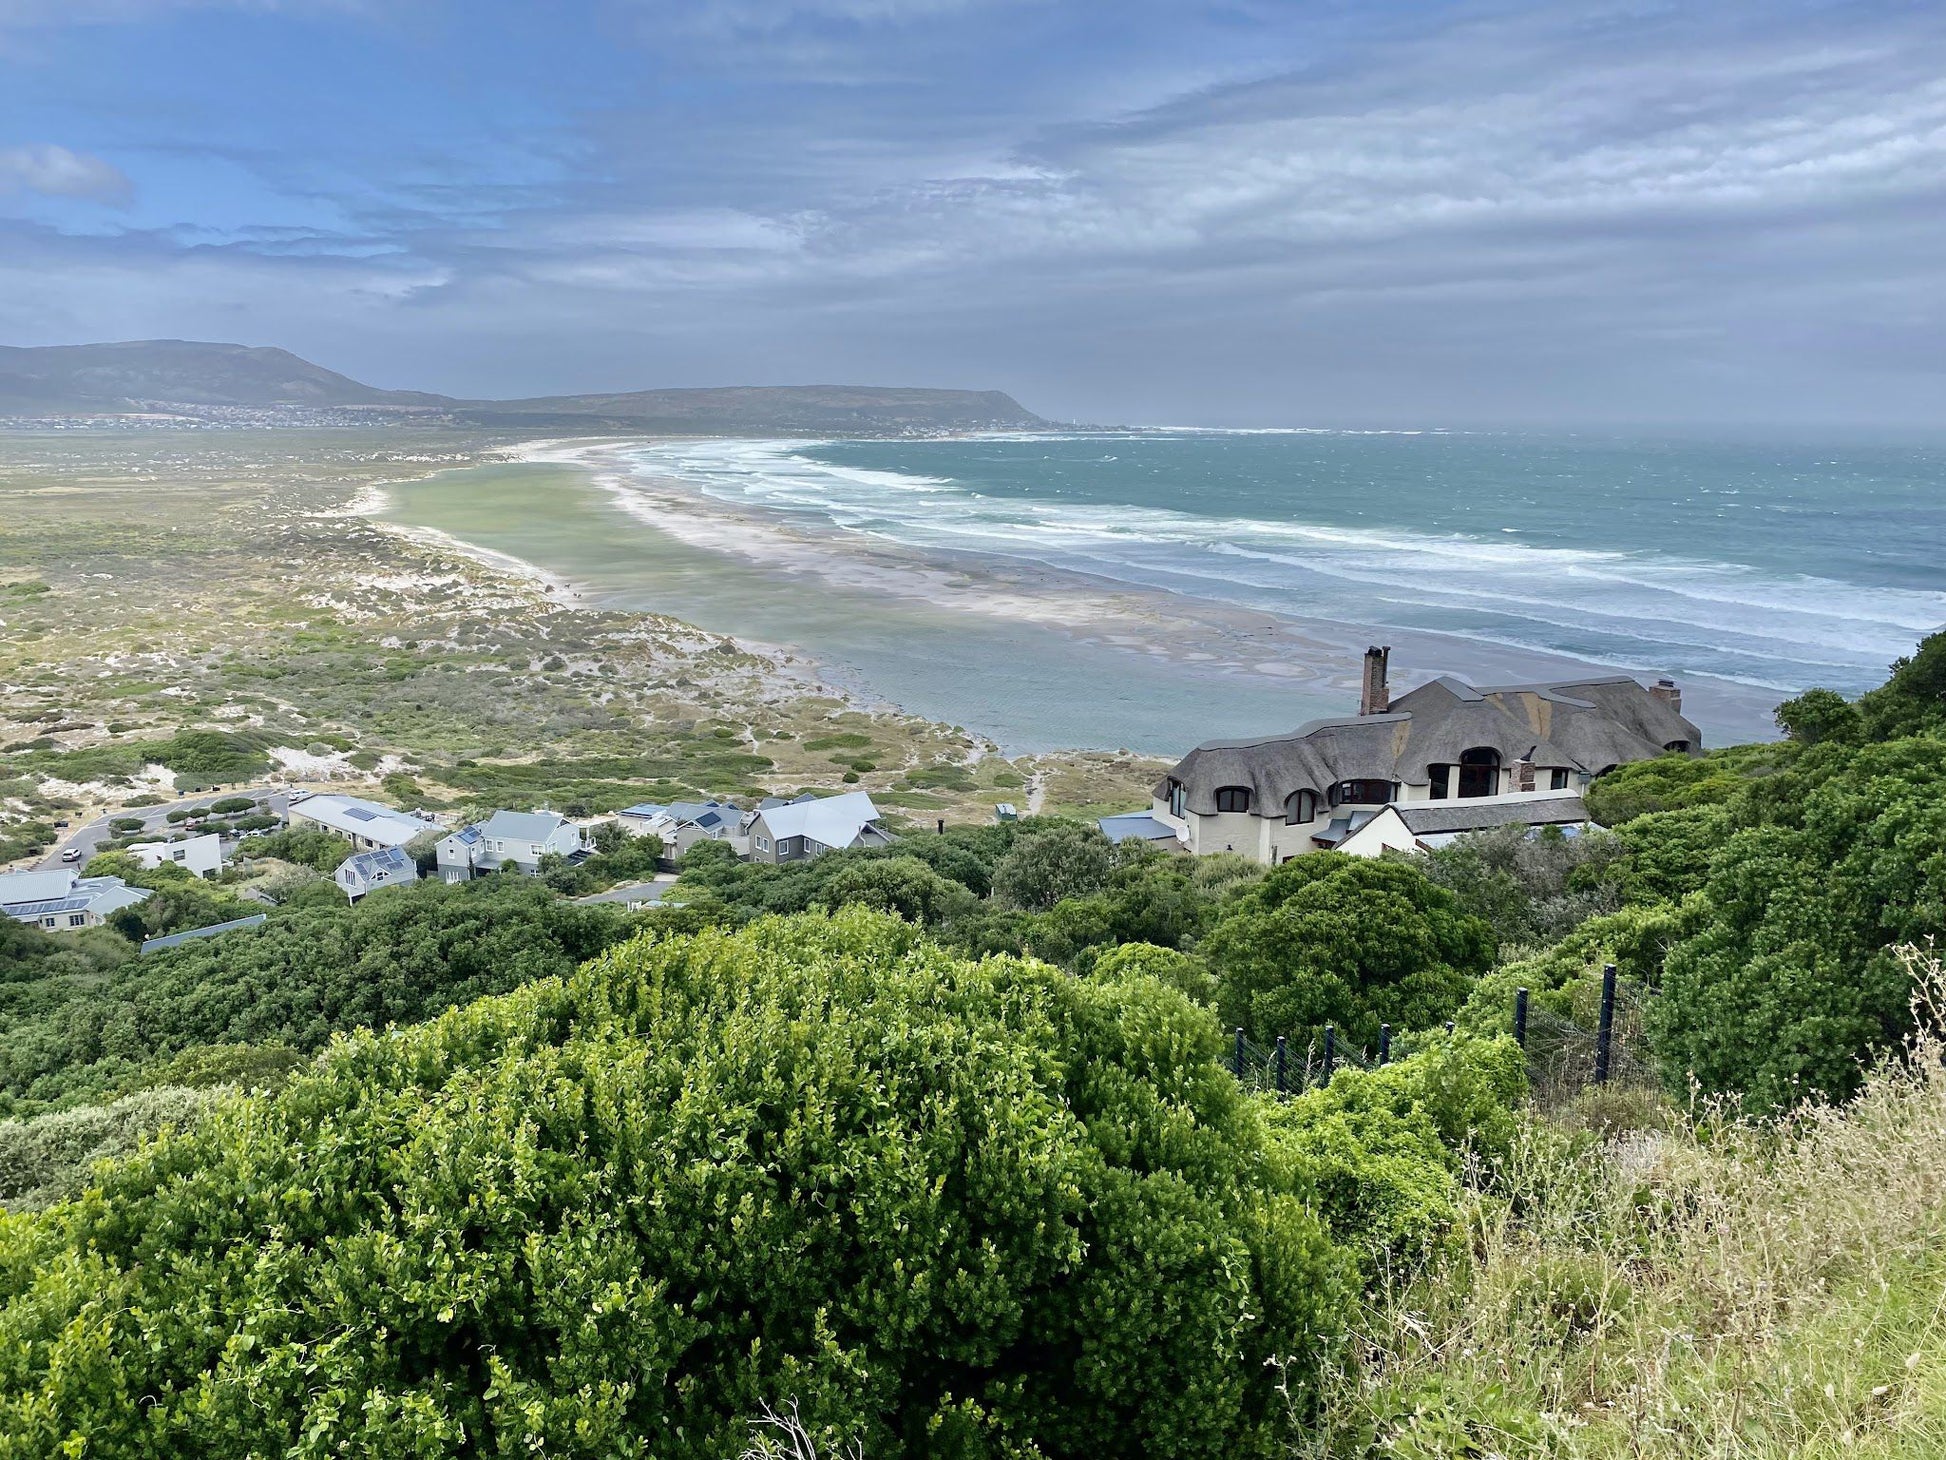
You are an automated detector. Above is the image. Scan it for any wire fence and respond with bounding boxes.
[1230,965,1659,1104]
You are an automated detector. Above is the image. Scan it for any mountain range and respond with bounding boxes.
[0,340,1048,433]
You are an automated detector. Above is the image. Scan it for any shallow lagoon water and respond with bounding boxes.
[382,462,1351,754]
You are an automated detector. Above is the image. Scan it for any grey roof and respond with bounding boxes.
[1394,795,1591,836]
[1161,672,1698,819]
[142,913,268,953]
[751,791,886,847]
[1098,813,1184,845]
[1311,810,1378,848]
[478,809,571,842]
[662,801,736,828]
[575,878,674,906]
[0,869,81,908]
[338,845,415,881]
[3,873,150,920]
[619,803,667,818]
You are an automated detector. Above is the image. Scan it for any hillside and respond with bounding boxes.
[0,340,447,413]
[0,339,1048,432]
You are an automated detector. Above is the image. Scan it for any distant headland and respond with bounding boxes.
[0,339,1049,435]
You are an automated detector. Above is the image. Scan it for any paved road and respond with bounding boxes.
[37,786,296,871]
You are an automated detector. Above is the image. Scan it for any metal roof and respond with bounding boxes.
[478,809,571,842]
[142,913,268,953]
[750,791,884,847]
[1097,813,1183,845]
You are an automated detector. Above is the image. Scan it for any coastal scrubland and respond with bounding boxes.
[0,431,1160,868]
[0,430,1942,1455]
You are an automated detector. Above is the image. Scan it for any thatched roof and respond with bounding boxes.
[1160,672,1699,818]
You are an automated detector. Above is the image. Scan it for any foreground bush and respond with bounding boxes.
[0,909,1354,1458]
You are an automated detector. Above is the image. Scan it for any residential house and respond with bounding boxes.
[627,801,746,858]
[287,793,437,851]
[436,809,585,881]
[335,845,420,901]
[0,868,150,931]
[127,832,224,879]
[1151,647,1699,864]
[744,791,893,865]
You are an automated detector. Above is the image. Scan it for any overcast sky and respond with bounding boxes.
[2,0,1942,427]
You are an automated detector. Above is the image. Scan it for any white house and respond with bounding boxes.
[1151,648,1698,864]
[127,832,224,879]
[335,845,420,901]
[436,809,585,881]
[744,792,893,865]
[288,793,437,851]
[0,869,150,930]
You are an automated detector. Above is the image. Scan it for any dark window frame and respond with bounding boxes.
[1284,788,1319,824]
[1214,786,1252,814]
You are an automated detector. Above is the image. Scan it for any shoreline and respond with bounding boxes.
[356,433,1794,751]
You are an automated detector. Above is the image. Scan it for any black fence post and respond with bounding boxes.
[1274,1035,1288,1095]
[936,818,945,835]
[1234,1027,1246,1080]
[1594,963,1617,1085]
[1378,1023,1391,1065]
[1322,1025,1335,1081]
[1514,986,1529,1048]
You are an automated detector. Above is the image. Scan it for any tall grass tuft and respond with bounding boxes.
[1298,944,1946,1458]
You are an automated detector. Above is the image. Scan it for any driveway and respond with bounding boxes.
[38,786,296,870]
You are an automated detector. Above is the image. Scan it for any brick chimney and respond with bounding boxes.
[1513,751,1535,793]
[1649,677,1682,714]
[1359,645,1391,716]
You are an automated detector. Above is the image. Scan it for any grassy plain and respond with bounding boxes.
[0,430,1162,864]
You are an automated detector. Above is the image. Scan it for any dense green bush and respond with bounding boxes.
[1582,742,1786,827]
[242,824,353,873]
[990,819,1114,912]
[0,1085,220,1210]
[1262,1036,1527,1267]
[1206,854,1493,1050]
[1650,737,1946,1109]
[1413,823,1626,950]
[0,910,1355,1457]
[0,878,633,1112]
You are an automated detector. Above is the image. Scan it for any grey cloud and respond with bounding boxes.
[0,144,132,203]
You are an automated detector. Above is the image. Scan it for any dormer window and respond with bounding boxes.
[1457,747,1500,799]
[1214,786,1252,814]
[1329,779,1395,806]
[1168,779,1187,819]
[1550,768,1571,790]
[1284,789,1319,824]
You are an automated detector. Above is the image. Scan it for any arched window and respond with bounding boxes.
[1457,747,1500,799]
[1214,786,1252,814]
[1284,788,1319,824]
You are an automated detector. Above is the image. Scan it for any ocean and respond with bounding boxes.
[383,429,1946,754]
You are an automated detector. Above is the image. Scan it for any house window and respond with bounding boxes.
[1457,747,1500,799]
[1168,779,1186,819]
[1214,786,1252,814]
[1664,740,1690,753]
[1330,779,1395,806]
[42,917,55,928]
[1429,765,1451,800]
[1284,789,1318,824]
[1550,768,1570,791]
[756,837,770,852]
[69,914,85,927]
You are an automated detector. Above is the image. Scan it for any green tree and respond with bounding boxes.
[990,819,1114,912]
[1650,738,1946,1109]
[0,909,1354,1458]
[1204,854,1493,1050]
[1773,686,1861,746]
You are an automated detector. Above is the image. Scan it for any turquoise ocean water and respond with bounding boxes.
[620,430,1946,708]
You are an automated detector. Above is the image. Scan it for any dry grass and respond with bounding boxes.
[1301,945,1946,1458]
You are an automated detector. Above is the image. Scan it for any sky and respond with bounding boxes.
[1,0,1943,427]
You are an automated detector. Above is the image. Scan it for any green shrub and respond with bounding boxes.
[0,910,1355,1456]
[0,1086,221,1211]
[1206,854,1493,1049]
[1651,737,1946,1109]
